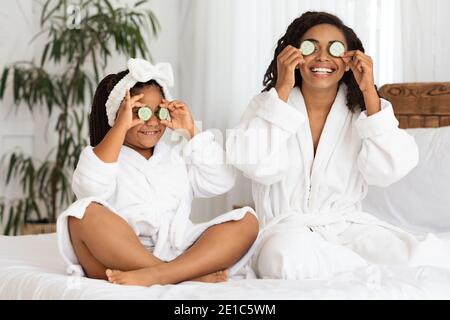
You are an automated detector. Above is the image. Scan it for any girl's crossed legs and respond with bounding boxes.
[68,202,258,286]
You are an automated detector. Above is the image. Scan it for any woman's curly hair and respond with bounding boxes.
[263,11,373,112]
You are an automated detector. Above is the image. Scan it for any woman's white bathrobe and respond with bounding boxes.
[57,131,255,277]
[227,85,450,279]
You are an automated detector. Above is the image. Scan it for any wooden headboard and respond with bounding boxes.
[378,82,450,129]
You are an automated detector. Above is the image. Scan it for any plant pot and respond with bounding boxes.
[22,221,56,235]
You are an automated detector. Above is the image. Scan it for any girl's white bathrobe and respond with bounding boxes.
[227,85,450,279]
[57,131,255,277]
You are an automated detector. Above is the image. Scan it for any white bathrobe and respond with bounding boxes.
[57,131,255,277]
[227,85,450,279]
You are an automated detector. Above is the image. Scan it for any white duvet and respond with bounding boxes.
[1,233,450,299]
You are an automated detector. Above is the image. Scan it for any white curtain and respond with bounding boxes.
[176,0,450,222]
[400,0,450,81]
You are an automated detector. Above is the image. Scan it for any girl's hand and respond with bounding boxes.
[159,99,197,138]
[114,89,146,131]
[342,50,375,93]
[275,45,306,102]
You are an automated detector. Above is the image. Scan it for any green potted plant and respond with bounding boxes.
[0,0,160,235]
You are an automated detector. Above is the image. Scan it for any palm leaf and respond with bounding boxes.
[0,67,9,98]
[0,201,5,222]
[41,0,63,25]
[6,153,18,183]
[12,201,24,235]
[134,0,147,8]
[4,205,16,235]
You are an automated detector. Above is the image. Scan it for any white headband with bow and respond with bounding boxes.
[105,58,174,127]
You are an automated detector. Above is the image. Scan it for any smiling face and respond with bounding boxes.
[123,85,166,157]
[298,24,349,91]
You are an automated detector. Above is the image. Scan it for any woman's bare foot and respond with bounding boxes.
[106,268,229,286]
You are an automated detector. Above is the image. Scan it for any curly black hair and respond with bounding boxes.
[263,11,374,112]
[89,71,165,146]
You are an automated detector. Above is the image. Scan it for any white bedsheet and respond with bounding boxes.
[1,233,450,299]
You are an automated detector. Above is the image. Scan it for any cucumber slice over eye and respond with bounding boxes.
[300,40,316,56]
[157,107,170,121]
[329,41,345,57]
[138,106,152,121]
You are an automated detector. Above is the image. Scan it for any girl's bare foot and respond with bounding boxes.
[191,269,229,283]
[106,268,159,286]
[106,268,229,287]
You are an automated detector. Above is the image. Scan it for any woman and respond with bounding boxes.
[227,11,450,279]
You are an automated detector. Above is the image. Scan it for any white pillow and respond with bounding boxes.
[362,126,450,236]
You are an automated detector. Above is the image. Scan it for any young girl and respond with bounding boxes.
[227,11,450,279]
[56,58,258,286]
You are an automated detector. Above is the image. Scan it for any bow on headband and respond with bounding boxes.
[105,58,174,127]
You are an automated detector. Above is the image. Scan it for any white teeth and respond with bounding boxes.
[140,130,159,136]
[311,67,334,73]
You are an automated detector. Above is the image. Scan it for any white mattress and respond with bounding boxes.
[1,233,450,299]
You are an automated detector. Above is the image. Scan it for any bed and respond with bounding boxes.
[1,83,450,300]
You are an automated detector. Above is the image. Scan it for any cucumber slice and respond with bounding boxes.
[329,41,345,57]
[138,106,152,121]
[157,107,169,121]
[300,40,316,56]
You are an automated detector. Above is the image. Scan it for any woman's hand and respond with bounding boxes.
[342,50,375,93]
[159,99,198,139]
[275,45,306,102]
[114,89,146,131]
[342,50,380,115]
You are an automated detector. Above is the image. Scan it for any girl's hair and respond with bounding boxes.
[89,71,165,146]
[263,11,372,112]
